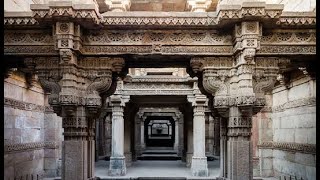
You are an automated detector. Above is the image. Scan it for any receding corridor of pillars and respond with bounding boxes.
[94,95,222,177]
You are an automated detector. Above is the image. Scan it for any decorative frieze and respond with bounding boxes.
[261,31,316,45]
[258,141,316,154]
[4,31,54,45]
[4,97,55,112]
[5,141,59,154]
[84,30,232,45]
[122,89,193,96]
[4,46,57,55]
[272,97,316,112]
[257,45,316,55]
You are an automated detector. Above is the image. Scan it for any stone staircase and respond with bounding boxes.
[137,149,181,161]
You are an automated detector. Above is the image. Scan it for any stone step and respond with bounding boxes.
[142,150,177,154]
[137,154,181,160]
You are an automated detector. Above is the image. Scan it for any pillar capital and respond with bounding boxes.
[105,0,131,12]
[25,56,125,116]
[187,0,212,12]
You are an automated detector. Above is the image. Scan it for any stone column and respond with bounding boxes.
[61,106,92,180]
[227,107,253,180]
[191,95,208,177]
[219,117,227,178]
[105,113,112,158]
[108,95,126,176]
[208,114,215,155]
[134,113,141,158]
[178,113,184,157]
[141,117,146,150]
[174,117,179,152]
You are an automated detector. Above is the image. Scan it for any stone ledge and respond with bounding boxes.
[258,141,316,154]
[5,141,59,154]
[4,97,53,112]
[272,97,316,112]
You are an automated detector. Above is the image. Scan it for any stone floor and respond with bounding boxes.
[43,160,278,180]
[96,160,220,179]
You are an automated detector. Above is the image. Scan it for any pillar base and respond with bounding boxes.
[108,157,126,176]
[191,156,208,177]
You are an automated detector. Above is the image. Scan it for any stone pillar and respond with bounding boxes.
[141,118,146,150]
[191,95,208,177]
[105,113,112,158]
[227,107,253,180]
[178,113,184,157]
[174,117,179,152]
[134,113,141,158]
[108,95,126,176]
[95,118,100,162]
[61,106,93,180]
[208,114,215,155]
[219,117,227,178]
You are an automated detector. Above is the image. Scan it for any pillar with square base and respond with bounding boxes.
[108,95,126,176]
[191,95,209,177]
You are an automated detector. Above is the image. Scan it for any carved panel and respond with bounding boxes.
[272,97,316,112]
[261,31,316,45]
[5,141,59,154]
[258,141,316,154]
[84,30,232,45]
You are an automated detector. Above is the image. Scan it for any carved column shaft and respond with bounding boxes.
[61,106,90,180]
[219,117,227,178]
[191,95,208,177]
[227,107,253,180]
[109,95,126,176]
[178,114,184,157]
[134,113,141,158]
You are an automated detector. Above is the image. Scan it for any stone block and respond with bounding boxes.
[4,82,23,100]
[294,114,316,128]
[260,169,273,177]
[45,169,58,178]
[272,116,280,129]
[44,128,58,141]
[13,128,22,144]
[24,116,41,128]
[272,90,288,106]
[14,151,34,164]
[306,166,316,180]
[33,149,44,160]
[294,152,316,167]
[295,128,316,144]
[261,158,273,170]
[288,82,310,101]
[21,129,42,143]
[273,150,286,160]
[4,166,14,180]
[4,128,14,144]
[260,149,273,158]
[274,129,294,142]
[4,153,15,167]
[44,158,57,170]
[280,115,295,129]
[15,115,24,128]
[44,149,58,158]
[4,115,15,128]
[23,89,44,106]
[44,114,57,129]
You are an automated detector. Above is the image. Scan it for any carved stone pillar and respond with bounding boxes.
[191,95,208,177]
[109,94,126,176]
[134,113,141,158]
[178,113,184,157]
[174,117,179,152]
[220,117,227,178]
[208,114,215,155]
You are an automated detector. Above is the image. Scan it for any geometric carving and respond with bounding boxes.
[272,97,316,112]
[5,141,59,154]
[258,141,316,154]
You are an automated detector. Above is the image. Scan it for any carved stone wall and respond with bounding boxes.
[4,70,63,179]
[258,71,316,179]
